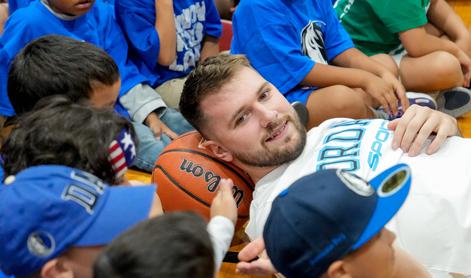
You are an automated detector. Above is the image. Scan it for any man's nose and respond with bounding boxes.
[257,105,278,127]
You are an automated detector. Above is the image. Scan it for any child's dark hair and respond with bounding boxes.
[7,35,120,115]
[1,96,134,185]
[94,212,215,278]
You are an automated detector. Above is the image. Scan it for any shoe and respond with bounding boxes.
[373,92,436,120]
[406,92,437,110]
[436,87,471,118]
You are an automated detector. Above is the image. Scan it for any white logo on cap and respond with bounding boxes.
[337,170,374,197]
[27,231,56,257]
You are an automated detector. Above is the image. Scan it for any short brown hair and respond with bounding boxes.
[179,54,251,137]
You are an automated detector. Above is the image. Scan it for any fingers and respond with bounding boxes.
[389,107,416,150]
[407,114,437,156]
[384,89,398,116]
[162,126,178,139]
[238,238,265,261]
[395,84,409,110]
[150,124,163,140]
[236,259,276,276]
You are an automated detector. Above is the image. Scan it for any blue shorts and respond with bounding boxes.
[284,86,317,105]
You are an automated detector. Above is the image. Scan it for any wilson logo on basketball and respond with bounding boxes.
[180,158,244,206]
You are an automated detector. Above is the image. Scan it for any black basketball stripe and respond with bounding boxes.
[154,165,249,218]
[158,149,255,191]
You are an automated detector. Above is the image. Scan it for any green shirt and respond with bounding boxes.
[334,0,430,56]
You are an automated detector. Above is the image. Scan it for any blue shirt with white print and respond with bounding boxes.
[231,0,354,104]
[115,0,222,87]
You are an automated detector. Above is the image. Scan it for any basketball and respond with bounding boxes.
[152,131,254,230]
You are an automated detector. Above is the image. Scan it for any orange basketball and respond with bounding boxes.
[152,131,254,230]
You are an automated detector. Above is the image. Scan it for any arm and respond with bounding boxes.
[399,26,471,87]
[301,51,402,114]
[199,36,219,63]
[334,48,408,112]
[209,179,237,271]
[154,0,176,66]
[427,0,471,55]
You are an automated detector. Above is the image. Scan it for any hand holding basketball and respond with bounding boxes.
[211,178,238,225]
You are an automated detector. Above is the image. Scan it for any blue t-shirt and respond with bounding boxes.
[7,0,114,15]
[0,0,146,117]
[7,0,33,14]
[231,0,354,104]
[115,0,222,87]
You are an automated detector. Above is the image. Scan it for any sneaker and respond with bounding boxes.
[436,87,471,118]
[373,92,437,120]
[406,92,437,110]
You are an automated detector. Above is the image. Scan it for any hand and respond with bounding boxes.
[457,50,471,88]
[381,71,409,111]
[236,238,277,276]
[144,112,178,140]
[364,75,400,116]
[210,178,238,225]
[388,104,459,156]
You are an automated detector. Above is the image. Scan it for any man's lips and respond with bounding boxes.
[265,121,288,142]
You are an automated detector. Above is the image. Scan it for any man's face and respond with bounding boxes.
[200,67,306,168]
[47,0,95,16]
[342,229,396,278]
[88,79,120,109]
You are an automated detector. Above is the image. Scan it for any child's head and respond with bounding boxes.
[8,35,120,115]
[93,212,215,278]
[1,96,136,184]
[0,165,158,278]
[263,164,412,278]
[46,0,95,17]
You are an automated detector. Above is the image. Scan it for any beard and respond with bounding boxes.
[232,113,307,167]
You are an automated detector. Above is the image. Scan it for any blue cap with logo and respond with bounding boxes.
[263,164,411,278]
[0,165,156,276]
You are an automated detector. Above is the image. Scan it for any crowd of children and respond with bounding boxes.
[1,0,471,277]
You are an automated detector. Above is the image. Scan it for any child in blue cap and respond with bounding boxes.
[238,164,429,277]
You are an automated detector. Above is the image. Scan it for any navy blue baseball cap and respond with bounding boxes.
[263,164,411,278]
[0,165,156,276]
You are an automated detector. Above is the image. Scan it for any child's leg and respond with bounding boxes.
[132,122,172,172]
[305,85,375,128]
[370,53,400,77]
[160,108,194,135]
[399,51,464,91]
[155,77,187,109]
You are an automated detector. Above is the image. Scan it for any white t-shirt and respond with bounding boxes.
[246,118,471,275]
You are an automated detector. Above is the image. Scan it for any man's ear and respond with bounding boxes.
[325,260,351,278]
[41,258,74,278]
[200,139,233,162]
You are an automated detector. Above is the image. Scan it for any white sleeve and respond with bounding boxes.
[207,216,235,271]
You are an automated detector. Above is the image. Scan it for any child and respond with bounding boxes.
[237,164,429,277]
[5,35,193,172]
[1,95,137,185]
[230,0,434,127]
[115,0,222,108]
[0,165,160,278]
[94,210,236,277]
[335,0,471,117]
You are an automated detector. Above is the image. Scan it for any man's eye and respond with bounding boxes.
[235,113,249,126]
[259,89,271,100]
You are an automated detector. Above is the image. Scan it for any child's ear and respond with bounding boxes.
[41,258,74,278]
[325,260,351,278]
[200,139,233,162]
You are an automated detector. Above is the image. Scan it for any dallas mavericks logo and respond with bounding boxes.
[337,170,374,197]
[301,21,328,64]
[27,232,56,257]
